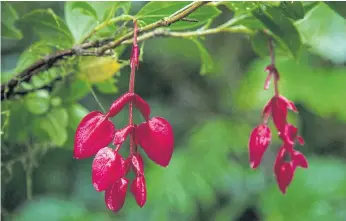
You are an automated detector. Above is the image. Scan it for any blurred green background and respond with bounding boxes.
[1,2,346,221]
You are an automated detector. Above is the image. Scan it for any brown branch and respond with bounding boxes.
[0,2,210,101]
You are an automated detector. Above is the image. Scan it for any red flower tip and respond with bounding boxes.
[278,95,298,113]
[130,176,147,208]
[130,152,144,175]
[105,178,129,212]
[248,124,271,169]
[291,150,308,169]
[274,147,294,194]
[280,124,304,146]
[134,94,151,121]
[92,147,126,192]
[297,136,305,145]
[108,92,135,118]
[74,111,115,159]
[264,72,273,90]
[113,125,134,145]
[135,117,174,167]
[275,162,294,194]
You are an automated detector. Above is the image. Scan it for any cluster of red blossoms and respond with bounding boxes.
[73,21,174,212]
[248,61,308,194]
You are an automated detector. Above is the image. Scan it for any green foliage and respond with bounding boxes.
[191,38,214,75]
[252,7,301,59]
[40,107,69,146]
[24,90,50,115]
[1,2,22,39]
[71,2,98,20]
[325,2,346,19]
[17,9,74,48]
[279,1,305,20]
[296,4,346,64]
[136,2,221,30]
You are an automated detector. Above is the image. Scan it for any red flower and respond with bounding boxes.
[263,95,298,133]
[248,124,271,169]
[274,147,294,194]
[130,175,147,207]
[105,178,129,212]
[92,147,126,192]
[73,21,175,212]
[135,117,174,167]
[74,111,115,159]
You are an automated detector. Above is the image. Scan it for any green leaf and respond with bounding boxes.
[252,7,301,59]
[56,78,90,103]
[251,30,287,58]
[1,2,22,39]
[95,78,118,94]
[1,22,22,39]
[223,2,260,15]
[303,2,320,13]
[16,41,54,71]
[251,30,270,57]
[136,2,221,30]
[325,2,346,19]
[67,104,89,130]
[24,90,50,115]
[279,1,305,20]
[17,9,74,48]
[71,2,98,19]
[65,2,98,42]
[296,4,346,64]
[40,107,68,146]
[191,38,214,75]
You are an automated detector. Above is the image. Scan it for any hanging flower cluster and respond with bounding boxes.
[248,41,308,194]
[73,21,174,212]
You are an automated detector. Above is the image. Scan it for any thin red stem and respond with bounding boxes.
[268,38,279,96]
[129,20,138,154]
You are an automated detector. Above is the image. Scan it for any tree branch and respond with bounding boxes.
[1,2,254,101]
[1,1,208,101]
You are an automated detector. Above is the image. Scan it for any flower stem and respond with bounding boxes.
[268,38,279,96]
[129,21,138,154]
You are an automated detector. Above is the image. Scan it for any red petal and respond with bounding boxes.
[108,93,135,118]
[275,162,294,194]
[248,125,271,169]
[280,124,296,145]
[134,94,151,121]
[131,153,144,175]
[135,117,174,167]
[74,111,115,159]
[271,96,288,133]
[105,178,129,212]
[291,150,308,169]
[297,136,305,145]
[274,146,286,173]
[262,99,272,117]
[92,147,126,192]
[130,176,147,207]
[113,125,134,145]
[278,95,298,113]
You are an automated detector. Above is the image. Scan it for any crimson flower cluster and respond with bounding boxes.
[73,21,174,212]
[248,63,308,194]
